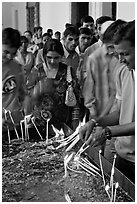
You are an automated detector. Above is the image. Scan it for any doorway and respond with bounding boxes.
[71,2,89,27]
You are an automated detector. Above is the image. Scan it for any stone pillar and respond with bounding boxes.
[34,2,39,27]
[26,3,30,30]
[89,2,102,21]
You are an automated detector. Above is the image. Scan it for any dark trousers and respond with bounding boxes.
[115,155,135,183]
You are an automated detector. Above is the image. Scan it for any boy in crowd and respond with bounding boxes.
[2,27,31,134]
[62,26,80,74]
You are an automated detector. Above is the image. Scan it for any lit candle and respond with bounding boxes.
[3,109,11,144]
[110,154,117,202]
[105,184,111,200]
[41,110,52,144]
[110,154,117,187]
[8,110,19,139]
[113,182,119,202]
[20,120,24,141]
[46,118,50,144]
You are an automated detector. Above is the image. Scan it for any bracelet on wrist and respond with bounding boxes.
[91,119,98,127]
[104,127,112,140]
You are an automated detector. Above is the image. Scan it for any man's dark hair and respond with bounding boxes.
[24,30,33,38]
[81,15,94,25]
[102,19,127,43]
[47,29,53,34]
[34,26,38,33]
[42,32,51,38]
[63,26,80,38]
[55,31,61,36]
[20,35,29,43]
[37,26,43,31]
[65,23,73,29]
[96,16,112,26]
[2,27,21,49]
[34,26,42,33]
[79,27,92,36]
[113,20,135,47]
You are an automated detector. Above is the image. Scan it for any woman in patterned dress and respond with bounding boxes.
[29,39,81,132]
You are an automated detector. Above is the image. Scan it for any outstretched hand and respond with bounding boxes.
[79,120,96,143]
[85,126,107,147]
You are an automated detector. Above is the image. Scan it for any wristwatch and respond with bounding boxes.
[104,127,112,140]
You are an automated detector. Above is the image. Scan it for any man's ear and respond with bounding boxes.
[62,36,65,42]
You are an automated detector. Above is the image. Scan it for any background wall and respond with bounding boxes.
[40,2,71,36]
[116,2,135,21]
[2,2,12,29]
[2,2,135,36]
[2,2,26,34]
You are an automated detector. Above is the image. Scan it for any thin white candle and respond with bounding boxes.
[78,163,96,176]
[110,154,117,202]
[31,118,43,140]
[65,193,72,202]
[83,157,100,171]
[110,154,117,187]
[65,135,80,152]
[81,157,100,172]
[64,154,69,178]
[78,160,100,176]
[8,110,19,139]
[113,182,119,202]
[105,184,111,200]
[99,150,106,186]
[46,119,50,144]
[4,110,10,144]
[20,120,24,141]
[24,116,29,141]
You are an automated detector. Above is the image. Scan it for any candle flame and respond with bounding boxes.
[51,124,64,138]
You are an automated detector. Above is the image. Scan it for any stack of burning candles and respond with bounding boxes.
[54,119,119,202]
[3,108,119,201]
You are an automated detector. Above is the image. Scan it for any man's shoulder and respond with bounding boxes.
[3,59,23,75]
[88,46,103,60]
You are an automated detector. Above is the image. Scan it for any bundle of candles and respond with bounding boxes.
[3,108,54,143]
[104,154,119,202]
[3,108,20,144]
[55,116,86,151]
[63,148,119,202]
[3,108,120,201]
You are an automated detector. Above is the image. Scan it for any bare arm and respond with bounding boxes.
[109,122,135,137]
[82,57,97,118]
[79,110,119,143]
[97,110,120,128]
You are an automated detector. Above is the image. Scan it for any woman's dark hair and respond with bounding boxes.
[102,19,127,43]
[43,38,64,57]
[24,30,32,38]
[2,27,21,49]
[113,20,135,47]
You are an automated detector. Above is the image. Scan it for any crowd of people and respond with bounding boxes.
[2,15,135,183]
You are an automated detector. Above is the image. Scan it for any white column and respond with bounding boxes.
[89,2,102,21]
